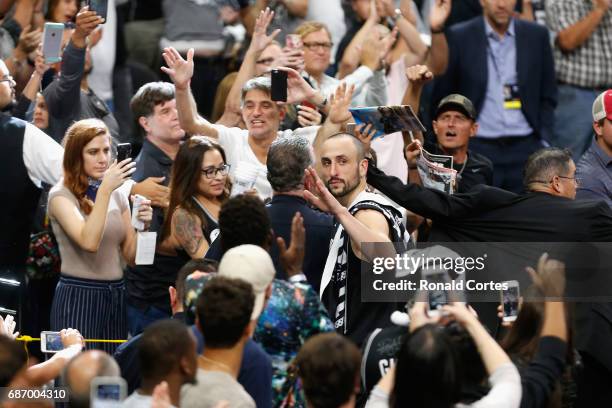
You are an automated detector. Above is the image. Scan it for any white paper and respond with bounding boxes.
[135,232,156,265]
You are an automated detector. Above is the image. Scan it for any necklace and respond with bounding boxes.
[456,156,468,177]
[198,355,232,372]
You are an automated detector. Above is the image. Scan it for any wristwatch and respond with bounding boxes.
[394,8,403,21]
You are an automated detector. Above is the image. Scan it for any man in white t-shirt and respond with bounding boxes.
[162,46,352,199]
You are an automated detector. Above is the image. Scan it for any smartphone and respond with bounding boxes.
[422,269,449,317]
[116,143,131,162]
[270,69,288,102]
[285,34,303,50]
[346,123,356,135]
[86,0,108,22]
[500,280,520,322]
[42,22,65,64]
[90,377,126,408]
[40,331,63,353]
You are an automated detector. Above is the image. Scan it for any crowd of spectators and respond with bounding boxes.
[1,0,612,407]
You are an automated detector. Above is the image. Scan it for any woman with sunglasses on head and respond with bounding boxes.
[161,136,231,260]
[48,119,152,353]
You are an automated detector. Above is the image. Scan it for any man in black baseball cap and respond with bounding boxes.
[404,66,493,193]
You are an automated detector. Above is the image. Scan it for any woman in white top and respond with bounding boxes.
[48,119,152,353]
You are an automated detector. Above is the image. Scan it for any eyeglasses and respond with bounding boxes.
[201,164,230,179]
[0,76,15,86]
[557,175,581,186]
[530,175,581,186]
[303,42,333,51]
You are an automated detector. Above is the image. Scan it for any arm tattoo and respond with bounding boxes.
[172,208,204,256]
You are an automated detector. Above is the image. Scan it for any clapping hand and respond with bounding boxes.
[277,212,306,277]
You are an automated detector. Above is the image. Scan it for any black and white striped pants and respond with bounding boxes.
[50,275,127,354]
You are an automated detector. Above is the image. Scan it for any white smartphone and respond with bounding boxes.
[422,269,449,317]
[40,331,63,353]
[42,22,65,64]
[500,280,520,322]
[90,377,127,408]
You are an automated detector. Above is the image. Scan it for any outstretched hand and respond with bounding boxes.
[161,47,194,90]
[328,82,355,125]
[526,253,566,298]
[250,8,280,55]
[303,167,344,215]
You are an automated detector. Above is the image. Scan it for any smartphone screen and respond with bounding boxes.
[116,143,131,162]
[426,271,448,312]
[41,331,63,352]
[502,283,520,321]
[270,69,288,102]
[97,384,121,401]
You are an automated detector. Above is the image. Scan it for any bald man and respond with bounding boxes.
[63,350,122,408]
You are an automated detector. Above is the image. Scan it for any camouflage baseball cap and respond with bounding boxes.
[435,94,477,121]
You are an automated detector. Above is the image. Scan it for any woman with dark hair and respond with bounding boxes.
[48,119,152,353]
[366,301,521,408]
[45,0,78,23]
[392,324,461,407]
[161,136,230,260]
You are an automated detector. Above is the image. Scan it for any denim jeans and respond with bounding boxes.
[127,302,170,336]
[552,84,598,161]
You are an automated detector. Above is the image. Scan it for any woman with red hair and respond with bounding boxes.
[47,119,152,352]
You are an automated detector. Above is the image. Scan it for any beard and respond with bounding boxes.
[326,169,361,198]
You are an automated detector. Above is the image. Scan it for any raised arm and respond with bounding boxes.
[43,7,103,119]
[445,303,514,375]
[224,8,280,120]
[303,167,392,262]
[161,47,219,138]
[337,0,379,79]
[313,82,354,155]
[425,0,450,75]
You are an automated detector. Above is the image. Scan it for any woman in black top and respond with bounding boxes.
[162,136,230,259]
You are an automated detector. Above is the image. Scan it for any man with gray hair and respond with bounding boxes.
[161,46,349,200]
[265,136,335,289]
[63,350,122,408]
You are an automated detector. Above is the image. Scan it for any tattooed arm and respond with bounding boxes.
[171,208,209,259]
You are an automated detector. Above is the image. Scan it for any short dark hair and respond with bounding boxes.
[139,319,193,382]
[219,195,271,253]
[523,147,573,188]
[0,335,27,387]
[267,136,313,192]
[175,259,219,304]
[392,324,460,408]
[323,133,366,161]
[196,276,254,348]
[130,82,176,134]
[296,333,361,408]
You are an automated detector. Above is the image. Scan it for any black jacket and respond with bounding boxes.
[367,163,612,375]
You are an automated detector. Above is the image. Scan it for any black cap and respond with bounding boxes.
[435,94,477,120]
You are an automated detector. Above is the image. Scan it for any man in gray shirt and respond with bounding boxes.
[181,276,256,408]
[576,90,612,207]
